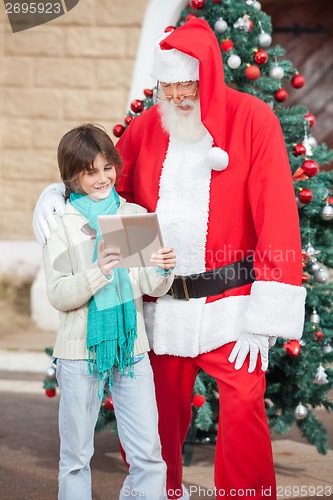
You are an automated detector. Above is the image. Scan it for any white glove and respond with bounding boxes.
[228,333,269,373]
[33,183,66,246]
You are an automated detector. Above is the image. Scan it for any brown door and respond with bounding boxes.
[264,0,333,153]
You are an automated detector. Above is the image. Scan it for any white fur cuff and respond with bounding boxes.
[243,281,306,339]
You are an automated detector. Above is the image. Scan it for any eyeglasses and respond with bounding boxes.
[156,81,199,102]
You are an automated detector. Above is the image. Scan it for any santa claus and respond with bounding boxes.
[115,19,306,499]
[34,18,306,500]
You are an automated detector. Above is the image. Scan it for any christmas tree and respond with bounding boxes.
[111,0,333,460]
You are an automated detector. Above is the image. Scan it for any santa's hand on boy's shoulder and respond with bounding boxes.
[98,240,121,275]
[33,183,66,246]
[150,247,176,271]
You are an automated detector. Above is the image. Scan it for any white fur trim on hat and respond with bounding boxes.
[152,32,199,83]
[206,147,229,171]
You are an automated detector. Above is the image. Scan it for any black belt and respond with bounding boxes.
[167,258,255,300]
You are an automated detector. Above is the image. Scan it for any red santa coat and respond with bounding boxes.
[116,87,306,357]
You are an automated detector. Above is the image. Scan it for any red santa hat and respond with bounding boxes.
[152,18,228,172]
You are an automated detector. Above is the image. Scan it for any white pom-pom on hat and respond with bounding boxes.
[206,147,229,171]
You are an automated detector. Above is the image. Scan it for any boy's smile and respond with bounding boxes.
[79,153,116,201]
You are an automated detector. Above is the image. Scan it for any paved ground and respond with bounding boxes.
[0,327,333,499]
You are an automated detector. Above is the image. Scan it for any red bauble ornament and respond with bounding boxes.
[113,124,125,138]
[305,113,316,128]
[254,49,268,65]
[247,19,254,32]
[130,99,144,113]
[186,13,197,20]
[274,88,288,102]
[221,39,234,52]
[143,88,153,98]
[164,26,175,33]
[314,331,324,341]
[245,65,260,80]
[327,196,333,205]
[302,274,309,283]
[283,340,301,356]
[291,74,305,89]
[104,396,114,411]
[192,394,206,407]
[124,116,133,126]
[298,189,313,204]
[293,143,306,156]
[45,388,56,398]
[190,0,205,9]
[302,159,319,178]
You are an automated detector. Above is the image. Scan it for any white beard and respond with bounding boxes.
[158,98,207,143]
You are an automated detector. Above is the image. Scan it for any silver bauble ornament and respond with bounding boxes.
[253,1,261,10]
[310,260,321,273]
[302,136,313,156]
[227,54,242,69]
[307,136,317,149]
[258,32,272,48]
[45,365,57,381]
[310,308,320,324]
[313,266,330,284]
[269,65,285,80]
[323,344,333,354]
[296,196,305,209]
[322,203,333,221]
[302,135,317,156]
[295,403,308,420]
[214,18,228,34]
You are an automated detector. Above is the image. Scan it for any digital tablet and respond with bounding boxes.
[97,213,164,268]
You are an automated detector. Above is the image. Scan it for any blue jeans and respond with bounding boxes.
[56,356,167,500]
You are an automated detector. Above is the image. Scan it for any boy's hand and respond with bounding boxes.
[98,240,121,275]
[150,247,176,270]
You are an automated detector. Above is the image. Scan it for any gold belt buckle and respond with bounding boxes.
[170,275,190,301]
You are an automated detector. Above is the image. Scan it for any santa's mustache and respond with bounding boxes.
[170,99,195,109]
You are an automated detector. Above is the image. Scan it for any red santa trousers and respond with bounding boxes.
[149,342,276,500]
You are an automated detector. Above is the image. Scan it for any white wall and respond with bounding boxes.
[0,241,41,278]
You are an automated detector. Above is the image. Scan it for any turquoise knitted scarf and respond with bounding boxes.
[70,189,137,394]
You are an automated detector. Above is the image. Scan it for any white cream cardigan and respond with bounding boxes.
[43,196,174,360]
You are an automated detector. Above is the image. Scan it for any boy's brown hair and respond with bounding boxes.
[57,124,123,199]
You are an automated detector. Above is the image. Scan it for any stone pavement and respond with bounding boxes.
[0,328,333,500]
